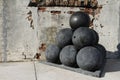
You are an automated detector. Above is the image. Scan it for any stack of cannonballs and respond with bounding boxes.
[45,11,106,71]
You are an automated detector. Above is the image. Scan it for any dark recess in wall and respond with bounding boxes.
[28,0,98,9]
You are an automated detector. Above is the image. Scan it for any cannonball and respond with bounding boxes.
[93,44,106,70]
[60,45,77,67]
[76,46,102,71]
[56,28,73,48]
[69,11,90,30]
[90,29,99,45]
[72,27,94,50]
[94,44,106,58]
[45,44,60,63]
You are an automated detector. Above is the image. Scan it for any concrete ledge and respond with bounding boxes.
[40,61,106,78]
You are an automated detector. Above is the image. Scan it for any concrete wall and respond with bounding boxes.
[0,0,120,61]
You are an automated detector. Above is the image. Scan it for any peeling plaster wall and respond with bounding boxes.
[38,7,80,45]
[2,0,39,61]
[94,0,120,51]
[1,0,120,61]
[38,0,120,53]
[37,7,81,59]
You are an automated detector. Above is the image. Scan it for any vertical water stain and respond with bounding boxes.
[46,27,57,44]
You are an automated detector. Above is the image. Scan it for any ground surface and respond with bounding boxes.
[0,59,120,80]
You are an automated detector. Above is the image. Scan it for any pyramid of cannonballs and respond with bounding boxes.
[45,11,106,71]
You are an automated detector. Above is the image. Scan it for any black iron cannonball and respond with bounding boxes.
[94,44,106,58]
[56,28,73,48]
[72,27,94,50]
[45,44,60,63]
[90,29,99,45]
[93,44,106,70]
[69,11,90,30]
[60,45,77,67]
[76,46,102,71]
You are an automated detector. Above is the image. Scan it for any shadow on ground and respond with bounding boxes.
[101,59,120,77]
[104,59,120,73]
[105,43,120,72]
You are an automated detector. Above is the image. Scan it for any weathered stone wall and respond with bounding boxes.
[38,0,120,52]
[2,0,39,61]
[0,0,120,61]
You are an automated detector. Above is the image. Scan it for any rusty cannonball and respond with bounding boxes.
[45,44,60,63]
[76,46,102,71]
[72,27,95,50]
[60,45,77,67]
[69,11,90,30]
[56,28,73,48]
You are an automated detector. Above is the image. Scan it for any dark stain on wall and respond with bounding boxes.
[38,7,46,12]
[34,43,46,60]
[39,43,46,51]
[67,11,75,14]
[34,53,41,59]
[26,10,34,29]
[22,52,27,59]
[100,24,104,28]
[51,11,61,15]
